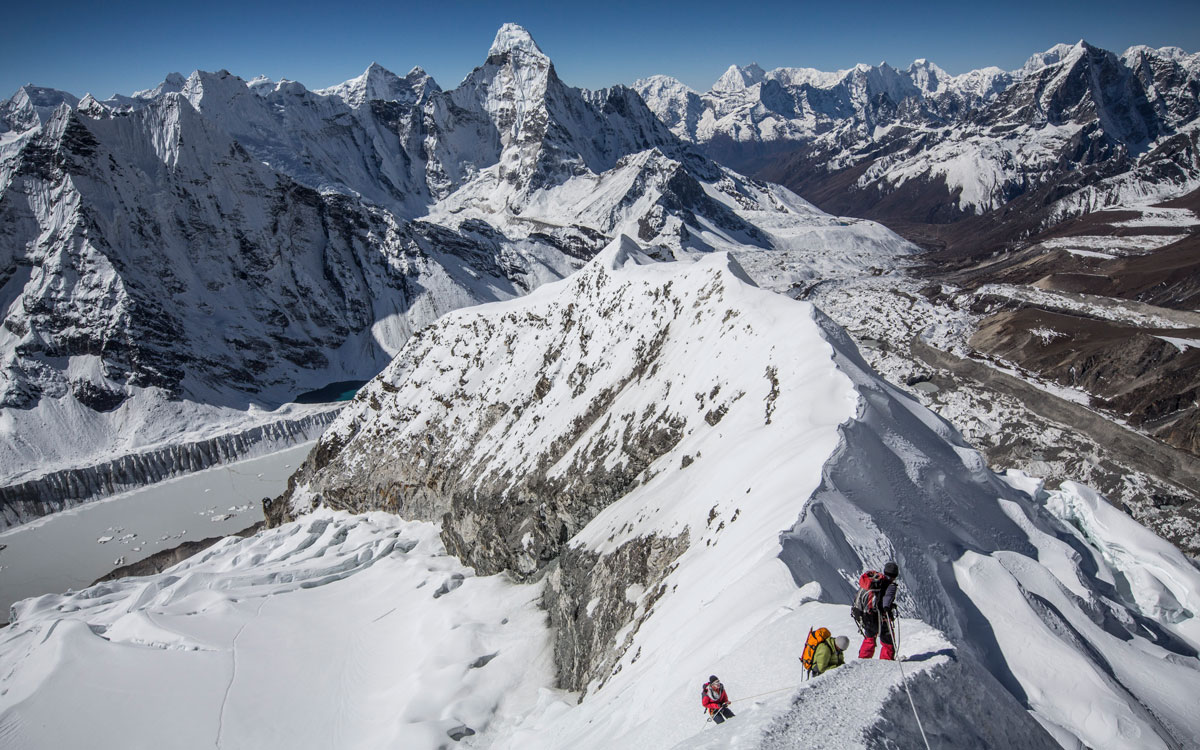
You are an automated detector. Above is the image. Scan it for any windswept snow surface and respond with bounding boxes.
[0,442,310,614]
[2,244,1199,749]
[0,511,556,749]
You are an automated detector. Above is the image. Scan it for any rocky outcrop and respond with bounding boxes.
[543,532,688,694]
[266,239,852,693]
[0,409,339,528]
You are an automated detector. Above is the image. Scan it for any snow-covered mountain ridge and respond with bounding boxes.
[4,237,1193,748]
[0,24,910,514]
[636,41,1200,237]
[636,38,1200,556]
[253,238,1200,749]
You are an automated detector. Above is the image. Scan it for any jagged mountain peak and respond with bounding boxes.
[76,93,110,117]
[316,61,434,107]
[0,85,78,131]
[489,23,548,63]
[634,74,695,95]
[906,57,951,93]
[1121,44,1200,72]
[131,72,186,100]
[179,68,253,111]
[712,63,766,92]
[1021,40,1088,75]
[9,85,78,109]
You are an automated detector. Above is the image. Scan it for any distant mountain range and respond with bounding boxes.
[636,41,1200,258]
[3,27,1199,556]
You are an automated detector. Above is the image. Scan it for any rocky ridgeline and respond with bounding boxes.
[268,239,822,691]
[0,409,339,528]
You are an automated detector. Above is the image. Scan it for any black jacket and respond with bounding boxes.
[879,577,897,612]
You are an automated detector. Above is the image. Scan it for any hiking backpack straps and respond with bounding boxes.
[800,627,831,677]
[851,570,886,632]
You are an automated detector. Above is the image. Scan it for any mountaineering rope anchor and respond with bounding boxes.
[886,610,932,750]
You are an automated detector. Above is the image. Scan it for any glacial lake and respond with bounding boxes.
[294,380,368,404]
[0,442,314,617]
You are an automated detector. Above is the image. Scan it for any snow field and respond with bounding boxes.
[0,511,556,750]
[3,241,1200,749]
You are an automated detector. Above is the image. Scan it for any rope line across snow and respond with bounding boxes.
[719,616,934,750]
[889,612,932,750]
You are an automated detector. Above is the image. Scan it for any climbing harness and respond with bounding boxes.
[886,611,932,750]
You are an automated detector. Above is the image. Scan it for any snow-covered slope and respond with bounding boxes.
[0,510,556,748]
[1,23,918,525]
[260,239,1200,747]
[3,240,1199,748]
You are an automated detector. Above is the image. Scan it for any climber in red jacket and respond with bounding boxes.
[701,675,736,723]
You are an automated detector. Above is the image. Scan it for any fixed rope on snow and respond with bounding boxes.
[886,611,932,750]
[704,611,934,749]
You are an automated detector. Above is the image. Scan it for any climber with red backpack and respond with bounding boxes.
[852,561,900,660]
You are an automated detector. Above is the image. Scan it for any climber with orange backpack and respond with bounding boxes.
[800,627,849,677]
[852,561,900,660]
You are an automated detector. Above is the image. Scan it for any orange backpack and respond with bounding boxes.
[800,627,832,676]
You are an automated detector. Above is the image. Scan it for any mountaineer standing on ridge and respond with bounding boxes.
[853,561,900,660]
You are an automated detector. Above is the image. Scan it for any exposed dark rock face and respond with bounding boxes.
[970,308,1200,456]
[543,532,689,694]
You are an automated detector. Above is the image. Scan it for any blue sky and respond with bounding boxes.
[3,0,1198,99]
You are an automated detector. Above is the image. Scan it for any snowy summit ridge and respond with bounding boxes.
[489,22,548,62]
[256,236,1200,749]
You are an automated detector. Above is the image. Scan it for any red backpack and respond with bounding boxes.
[851,570,886,628]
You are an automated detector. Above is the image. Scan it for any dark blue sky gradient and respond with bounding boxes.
[3,0,1198,99]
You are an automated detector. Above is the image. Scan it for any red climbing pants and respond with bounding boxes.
[859,613,895,659]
